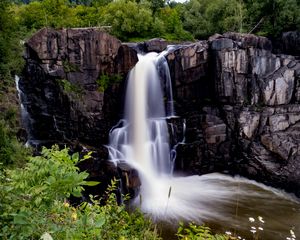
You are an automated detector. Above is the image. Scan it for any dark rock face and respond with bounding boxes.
[21,28,138,147]
[167,40,211,113]
[166,32,300,196]
[21,29,300,197]
[20,28,139,197]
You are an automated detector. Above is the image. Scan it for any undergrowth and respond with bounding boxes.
[0,146,161,240]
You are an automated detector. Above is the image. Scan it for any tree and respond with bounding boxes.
[244,0,300,36]
[0,0,24,82]
[182,0,245,39]
[149,0,166,13]
[157,6,193,40]
[101,0,154,41]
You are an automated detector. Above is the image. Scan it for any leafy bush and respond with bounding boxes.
[58,79,84,98]
[0,120,29,168]
[177,222,233,240]
[182,0,245,39]
[243,0,300,37]
[0,146,161,240]
[96,73,123,92]
[101,0,154,41]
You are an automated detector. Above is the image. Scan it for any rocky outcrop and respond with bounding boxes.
[21,28,138,147]
[165,32,300,196]
[20,28,141,198]
[21,29,300,197]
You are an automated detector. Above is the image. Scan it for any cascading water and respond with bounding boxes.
[156,46,176,117]
[108,52,173,209]
[15,75,33,145]
[108,52,300,239]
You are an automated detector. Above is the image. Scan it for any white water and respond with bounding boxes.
[15,75,33,146]
[108,52,300,238]
[156,46,176,117]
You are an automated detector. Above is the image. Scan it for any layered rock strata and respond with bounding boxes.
[166,32,300,195]
[20,29,300,196]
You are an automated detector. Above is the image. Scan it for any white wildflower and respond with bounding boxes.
[258,216,265,223]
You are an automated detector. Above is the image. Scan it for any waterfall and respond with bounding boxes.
[108,52,173,210]
[15,75,33,145]
[156,46,177,117]
[107,52,300,237]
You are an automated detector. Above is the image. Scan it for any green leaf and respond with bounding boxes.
[82,151,92,161]
[83,181,100,186]
[95,217,105,228]
[72,189,82,197]
[13,213,28,225]
[72,152,79,163]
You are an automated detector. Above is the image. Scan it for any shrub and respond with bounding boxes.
[96,73,122,92]
[0,146,161,240]
[0,120,29,168]
[177,222,234,240]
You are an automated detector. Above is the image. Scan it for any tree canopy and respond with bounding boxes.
[7,0,300,42]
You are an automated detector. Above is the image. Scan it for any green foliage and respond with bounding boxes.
[177,222,232,240]
[10,0,298,43]
[149,0,166,13]
[101,0,154,41]
[244,0,300,37]
[16,0,84,29]
[63,60,80,73]
[58,79,84,97]
[0,146,161,240]
[0,120,29,168]
[0,0,24,85]
[96,73,123,92]
[157,6,193,41]
[182,0,245,39]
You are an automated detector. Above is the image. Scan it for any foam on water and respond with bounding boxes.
[108,52,300,238]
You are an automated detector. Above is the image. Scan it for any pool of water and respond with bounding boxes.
[138,173,300,240]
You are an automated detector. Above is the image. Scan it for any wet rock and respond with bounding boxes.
[166,41,211,112]
[262,67,295,105]
[21,28,138,147]
[238,111,260,139]
[211,34,298,106]
[144,38,168,53]
[211,38,234,50]
[223,32,272,50]
[75,144,140,201]
[117,162,141,199]
[167,32,300,196]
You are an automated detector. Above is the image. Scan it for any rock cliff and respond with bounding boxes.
[21,28,137,147]
[20,28,300,196]
[166,32,300,196]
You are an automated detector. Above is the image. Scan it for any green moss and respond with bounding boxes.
[96,73,123,92]
[62,60,80,73]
